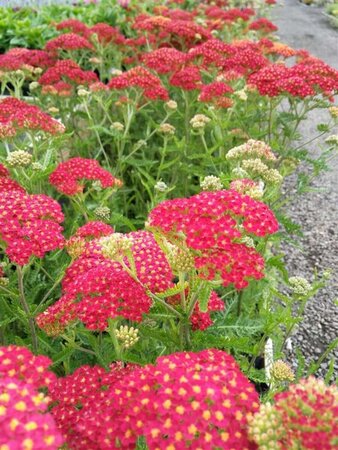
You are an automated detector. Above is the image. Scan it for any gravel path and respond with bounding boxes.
[272,0,338,378]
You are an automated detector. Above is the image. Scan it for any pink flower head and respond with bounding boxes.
[0,164,25,193]
[108,66,169,101]
[37,231,174,333]
[0,191,64,265]
[148,190,278,289]
[0,377,64,449]
[49,363,136,448]
[0,345,56,389]
[169,66,202,90]
[49,157,122,196]
[75,349,259,449]
[0,97,65,138]
[45,33,94,53]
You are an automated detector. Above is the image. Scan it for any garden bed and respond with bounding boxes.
[0,1,337,449]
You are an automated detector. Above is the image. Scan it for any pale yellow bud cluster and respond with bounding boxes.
[111,68,123,76]
[248,403,284,450]
[159,123,175,135]
[100,233,133,260]
[94,206,111,221]
[200,175,223,191]
[89,57,103,64]
[234,89,248,101]
[289,276,312,296]
[190,114,211,129]
[231,167,249,178]
[165,100,178,110]
[242,159,283,185]
[6,150,32,167]
[325,135,338,145]
[110,122,124,132]
[29,81,39,91]
[238,236,255,248]
[66,237,86,260]
[226,140,277,161]
[329,106,338,118]
[32,162,43,171]
[154,180,168,192]
[270,360,295,382]
[168,245,195,273]
[78,88,90,97]
[115,325,139,349]
[48,107,60,114]
[0,277,9,287]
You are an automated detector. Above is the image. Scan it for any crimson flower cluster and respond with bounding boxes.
[0,346,63,449]
[49,363,136,448]
[148,190,278,289]
[70,349,259,449]
[142,48,187,74]
[49,157,122,195]
[249,57,338,98]
[108,66,169,100]
[0,48,55,72]
[0,164,24,193]
[0,190,64,265]
[37,231,174,333]
[38,59,98,94]
[45,32,94,53]
[0,97,65,138]
[199,81,233,108]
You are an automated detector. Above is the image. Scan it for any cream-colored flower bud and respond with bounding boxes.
[231,167,249,178]
[111,68,123,76]
[78,89,90,97]
[159,123,175,135]
[165,100,177,110]
[0,277,9,287]
[94,206,111,221]
[190,114,211,129]
[100,233,133,260]
[89,57,103,64]
[329,106,338,118]
[234,89,248,101]
[115,325,139,349]
[15,70,24,77]
[33,67,43,75]
[325,134,338,145]
[270,360,295,382]
[154,180,168,192]
[110,122,124,132]
[200,175,223,191]
[48,107,60,114]
[32,162,43,171]
[289,276,312,296]
[29,81,39,91]
[6,150,32,167]
[168,245,195,273]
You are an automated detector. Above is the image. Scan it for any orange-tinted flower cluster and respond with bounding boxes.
[148,190,278,289]
[0,346,63,450]
[0,191,64,265]
[37,231,174,333]
[49,157,122,196]
[71,349,259,449]
[0,97,65,138]
[108,66,169,100]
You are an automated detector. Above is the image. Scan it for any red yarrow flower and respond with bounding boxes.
[74,349,259,449]
[147,190,278,289]
[49,157,122,196]
[0,97,65,138]
[45,33,94,53]
[142,47,187,74]
[38,59,98,90]
[0,191,64,265]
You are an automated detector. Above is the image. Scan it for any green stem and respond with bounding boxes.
[17,266,38,354]
[107,318,122,360]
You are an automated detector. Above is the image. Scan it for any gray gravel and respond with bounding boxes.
[272,0,338,378]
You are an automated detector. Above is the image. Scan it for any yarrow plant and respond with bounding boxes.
[0,0,337,446]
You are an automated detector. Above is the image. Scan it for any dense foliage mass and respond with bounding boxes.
[0,0,337,449]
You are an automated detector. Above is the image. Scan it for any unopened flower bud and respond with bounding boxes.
[190,114,211,129]
[200,175,223,191]
[115,325,139,349]
[270,360,295,382]
[6,150,32,167]
[100,233,133,260]
[29,81,39,91]
[154,180,168,192]
[94,206,111,221]
[165,100,177,110]
[110,122,124,132]
[159,123,175,135]
[289,276,312,296]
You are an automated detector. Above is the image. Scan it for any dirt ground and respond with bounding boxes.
[272,0,338,377]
